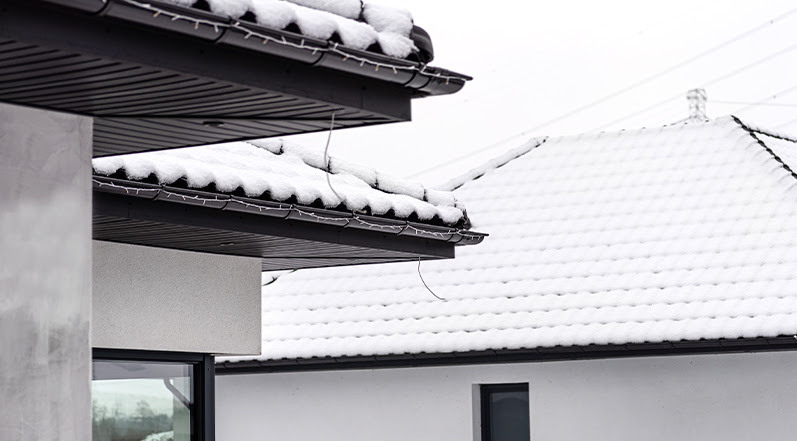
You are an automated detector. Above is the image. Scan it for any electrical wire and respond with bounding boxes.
[418,257,446,301]
[714,101,797,108]
[593,41,797,131]
[776,117,797,130]
[713,83,797,114]
[323,112,345,204]
[409,6,797,178]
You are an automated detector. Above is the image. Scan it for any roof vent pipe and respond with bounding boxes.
[687,88,708,122]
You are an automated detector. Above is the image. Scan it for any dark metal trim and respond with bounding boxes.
[92,348,215,441]
[3,0,467,101]
[734,116,797,183]
[93,177,486,248]
[215,336,797,374]
[93,190,461,260]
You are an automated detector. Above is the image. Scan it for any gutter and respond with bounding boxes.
[215,336,797,374]
[37,0,472,96]
[92,176,487,246]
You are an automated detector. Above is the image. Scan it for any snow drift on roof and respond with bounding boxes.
[220,116,797,362]
[92,139,467,226]
[159,0,418,58]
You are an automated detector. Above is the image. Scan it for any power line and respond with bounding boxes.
[715,101,797,108]
[776,117,797,130]
[593,41,797,131]
[722,83,797,113]
[408,6,797,179]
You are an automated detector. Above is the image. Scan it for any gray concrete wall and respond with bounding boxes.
[93,241,261,355]
[0,103,93,441]
[217,350,797,441]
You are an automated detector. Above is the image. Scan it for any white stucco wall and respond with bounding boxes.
[0,103,93,441]
[92,241,261,355]
[217,350,797,441]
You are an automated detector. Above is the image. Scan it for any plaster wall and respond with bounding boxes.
[217,350,797,441]
[92,241,261,355]
[0,103,93,441]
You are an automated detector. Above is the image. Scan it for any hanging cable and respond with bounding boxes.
[262,269,298,287]
[323,112,345,204]
[417,257,446,301]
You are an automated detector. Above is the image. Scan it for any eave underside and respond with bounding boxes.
[93,191,459,271]
[0,1,414,156]
[215,336,797,374]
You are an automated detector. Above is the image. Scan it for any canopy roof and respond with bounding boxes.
[0,0,470,156]
[93,139,485,270]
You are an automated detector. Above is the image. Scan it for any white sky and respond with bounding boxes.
[283,0,797,184]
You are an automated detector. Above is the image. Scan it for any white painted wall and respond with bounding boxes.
[93,241,261,355]
[217,350,797,441]
[0,103,93,441]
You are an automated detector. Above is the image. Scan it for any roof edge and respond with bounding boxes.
[92,176,487,245]
[738,119,797,144]
[216,336,797,374]
[733,115,797,183]
[37,0,471,96]
[437,137,547,192]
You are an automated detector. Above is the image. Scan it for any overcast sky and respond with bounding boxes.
[284,0,797,184]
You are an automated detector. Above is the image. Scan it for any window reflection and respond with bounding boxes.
[481,383,530,441]
[489,391,530,441]
[92,360,193,441]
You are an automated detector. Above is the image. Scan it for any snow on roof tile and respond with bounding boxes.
[159,0,418,59]
[92,139,468,226]
[221,116,797,362]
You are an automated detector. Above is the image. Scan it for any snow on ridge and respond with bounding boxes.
[742,120,797,144]
[158,0,417,58]
[437,137,547,192]
[92,140,467,226]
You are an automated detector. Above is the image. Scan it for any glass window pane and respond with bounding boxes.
[92,360,193,441]
[488,389,530,441]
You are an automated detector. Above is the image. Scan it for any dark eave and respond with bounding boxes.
[93,176,485,271]
[0,0,471,157]
[215,335,797,374]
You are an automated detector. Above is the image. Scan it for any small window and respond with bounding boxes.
[480,383,530,441]
[92,349,214,441]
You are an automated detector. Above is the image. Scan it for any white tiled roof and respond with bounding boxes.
[224,116,797,362]
[160,0,417,58]
[92,139,467,226]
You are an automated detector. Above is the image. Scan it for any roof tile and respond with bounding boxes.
[223,116,797,362]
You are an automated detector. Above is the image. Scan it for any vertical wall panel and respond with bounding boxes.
[92,241,262,355]
[0,103,93,441]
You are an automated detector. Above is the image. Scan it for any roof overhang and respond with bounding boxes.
[93,177,486,270]
[0,0,470,156]
[215,336,797,374]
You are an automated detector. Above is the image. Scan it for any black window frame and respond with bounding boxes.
[480,383,530,441]
[92,348,215,441]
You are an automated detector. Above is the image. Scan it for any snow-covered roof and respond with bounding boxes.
[222,116,797,363]
[159,0,420,59]
[92,139,469,227]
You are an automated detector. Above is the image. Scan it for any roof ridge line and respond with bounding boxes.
[438,137,548,192]
[733,115,797,184]
[739,120,797,144]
